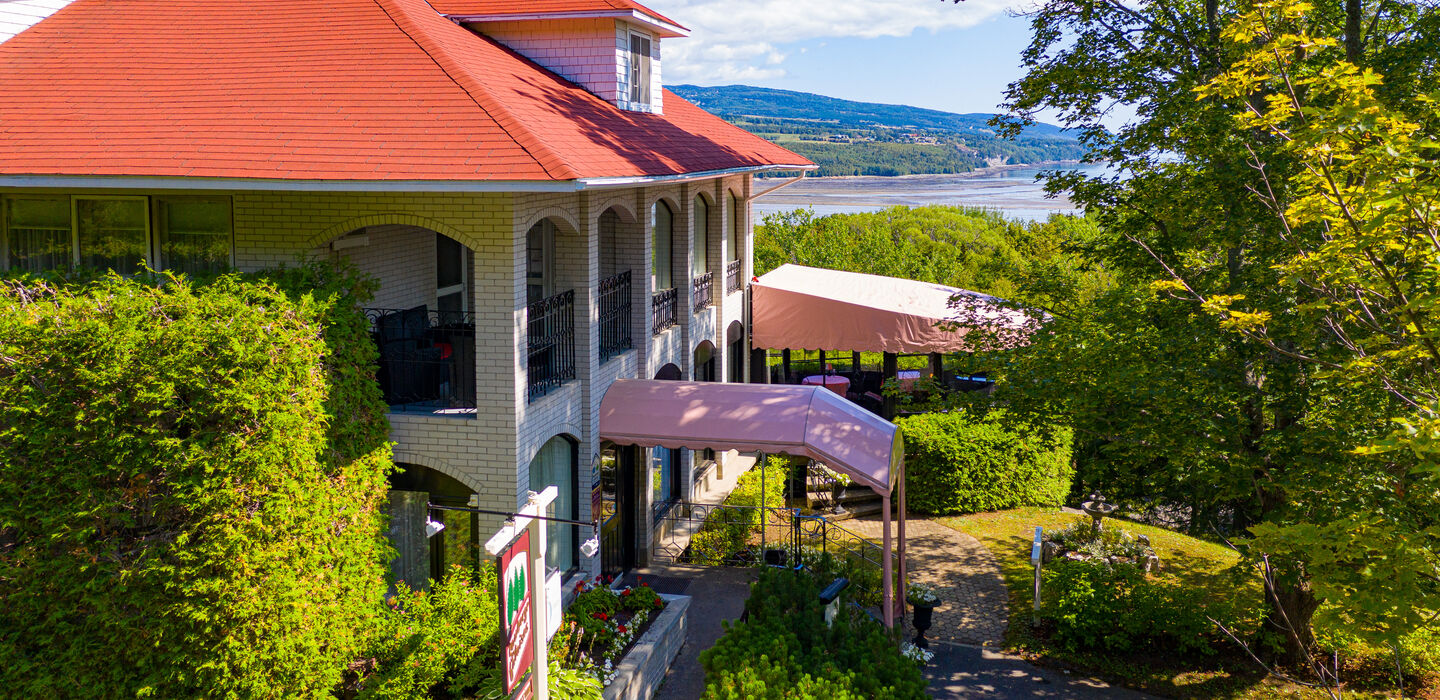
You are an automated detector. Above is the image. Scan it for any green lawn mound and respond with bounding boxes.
[940,508,1436,700]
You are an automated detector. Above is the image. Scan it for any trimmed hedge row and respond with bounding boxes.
[0,268,393,698]
[897,410,1074,514]
[699,568,926,700]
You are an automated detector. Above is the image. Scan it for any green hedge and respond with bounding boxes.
[690,457,788,564]
[1043,559,1224,656]
[699,568,926,700]
[0,268,393,698]
[897,410,1074,514]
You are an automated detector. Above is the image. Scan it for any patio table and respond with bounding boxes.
[801,374,850,396]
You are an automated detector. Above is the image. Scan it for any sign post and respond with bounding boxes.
[1030,526,1043,627]
[487,487,557,700]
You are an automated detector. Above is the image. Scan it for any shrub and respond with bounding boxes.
[0,269,393,698]
[357,565,501,699]
[700,569,926,700]
[690,457,788,564]
[897,409,1074,514]
[1043,559,1219,656]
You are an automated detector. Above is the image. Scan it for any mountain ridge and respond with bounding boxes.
[668,84,1073,139]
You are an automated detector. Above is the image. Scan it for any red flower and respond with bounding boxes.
[640,581,649,588]
[617,625,627,634]
[653,600,663,608]
[592,612,608,621]
[621,589,632,597]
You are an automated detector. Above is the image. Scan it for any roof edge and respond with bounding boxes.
[578,163,815,189]
[0,175,583,192]
[448,9,687,37]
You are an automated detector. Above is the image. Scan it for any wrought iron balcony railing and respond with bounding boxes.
[692,271,713,313]
[725,259,742,294]
[598,270,633,363]
[365,307,476,412]
[527,289,576,402]
[651,287,677,335]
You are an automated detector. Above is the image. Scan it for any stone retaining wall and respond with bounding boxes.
[602,593,690,700]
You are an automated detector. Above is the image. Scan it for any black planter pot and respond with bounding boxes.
[911,603,935,648]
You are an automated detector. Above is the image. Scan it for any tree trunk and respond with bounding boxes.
[1265,573,1322,665]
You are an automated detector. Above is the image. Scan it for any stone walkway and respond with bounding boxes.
[846,516,1010,646]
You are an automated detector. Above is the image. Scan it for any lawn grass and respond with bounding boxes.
[937,508,1414,700]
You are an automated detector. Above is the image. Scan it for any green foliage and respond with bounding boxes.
[754,206,1113,309]
[689,457,788,564]
[1045,522,1149,561]
[897,410,1074,515]
[358,565,501,700]
[1044,560,1231,657]
[994,0,1440,662]
[699,569,926,700]
[0,268,393,698]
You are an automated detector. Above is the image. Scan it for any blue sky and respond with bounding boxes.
[649,0,1040,117]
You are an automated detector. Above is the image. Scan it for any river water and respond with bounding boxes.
[752,163,1109,222]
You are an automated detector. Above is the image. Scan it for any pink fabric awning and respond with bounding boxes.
[750,264,1038,354]
[599,379,903,496]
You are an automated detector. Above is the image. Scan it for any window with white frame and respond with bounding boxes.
[3,194,233,275]
[628,32,652,106]
[435,232,467,315]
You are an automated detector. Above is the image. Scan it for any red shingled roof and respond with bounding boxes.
[430,0,685,31]
[0,0,807,183]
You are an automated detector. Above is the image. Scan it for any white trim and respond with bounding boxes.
[0,164,814,194]
[449,9,687,37]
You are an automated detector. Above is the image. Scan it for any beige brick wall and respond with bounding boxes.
[0,178,760,574]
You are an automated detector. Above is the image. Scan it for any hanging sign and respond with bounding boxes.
[499,530,534,698]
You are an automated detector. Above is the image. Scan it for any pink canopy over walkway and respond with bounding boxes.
[599,379,909,626]
[751,263,1037,354]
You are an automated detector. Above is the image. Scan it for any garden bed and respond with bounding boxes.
[601,593,689,700]
[552,578,689,699]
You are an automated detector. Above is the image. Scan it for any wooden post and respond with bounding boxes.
[781,349,792,384]
[851,351,861,374]
[818,349,826,373]
[882,352,898,420]
[929,352,944,382]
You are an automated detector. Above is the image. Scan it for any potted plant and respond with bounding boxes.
[906,582,941,647]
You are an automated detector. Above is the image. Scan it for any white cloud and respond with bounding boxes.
[649,0,1021,84]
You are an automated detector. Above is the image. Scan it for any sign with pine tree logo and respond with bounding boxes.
[498,530,533,696]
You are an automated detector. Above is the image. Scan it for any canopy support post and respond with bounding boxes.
[818,349,826,372]
[929,352,944,384]
[782,349,792,384]
[898,460,908,627]
[882,492,894,629]
[882,352,898,420]
[851,351,861,374]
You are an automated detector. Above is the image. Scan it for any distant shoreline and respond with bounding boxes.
[754,160,1086,196]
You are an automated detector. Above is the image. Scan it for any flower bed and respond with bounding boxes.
[552,577,667,688]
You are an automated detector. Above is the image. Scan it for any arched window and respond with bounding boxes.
[651,201,673,291]
[692,195,708,276]
[529,436,578,574]
[727,192,742,264]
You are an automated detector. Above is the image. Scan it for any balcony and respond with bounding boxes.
[366,307,475,413]
[598,271,633,363]
[528,290,576,402]
[692,272,713,313]
[726,259,742,294]
[652,287,677,335]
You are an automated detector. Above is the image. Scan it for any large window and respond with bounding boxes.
[3,194,232,275]
[692,195,708,276]
[651,201,673,291]
[651,446,679,519]
[155,197,233,276]
[628,33,652,105]
[530,436,578,575]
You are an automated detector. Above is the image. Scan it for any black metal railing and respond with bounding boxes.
[726,259,742,294]
[365,307,476,412]
[527,290,576,401]
[598,271,632,363]
[692,272,713,313]
[651,287,677,335]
